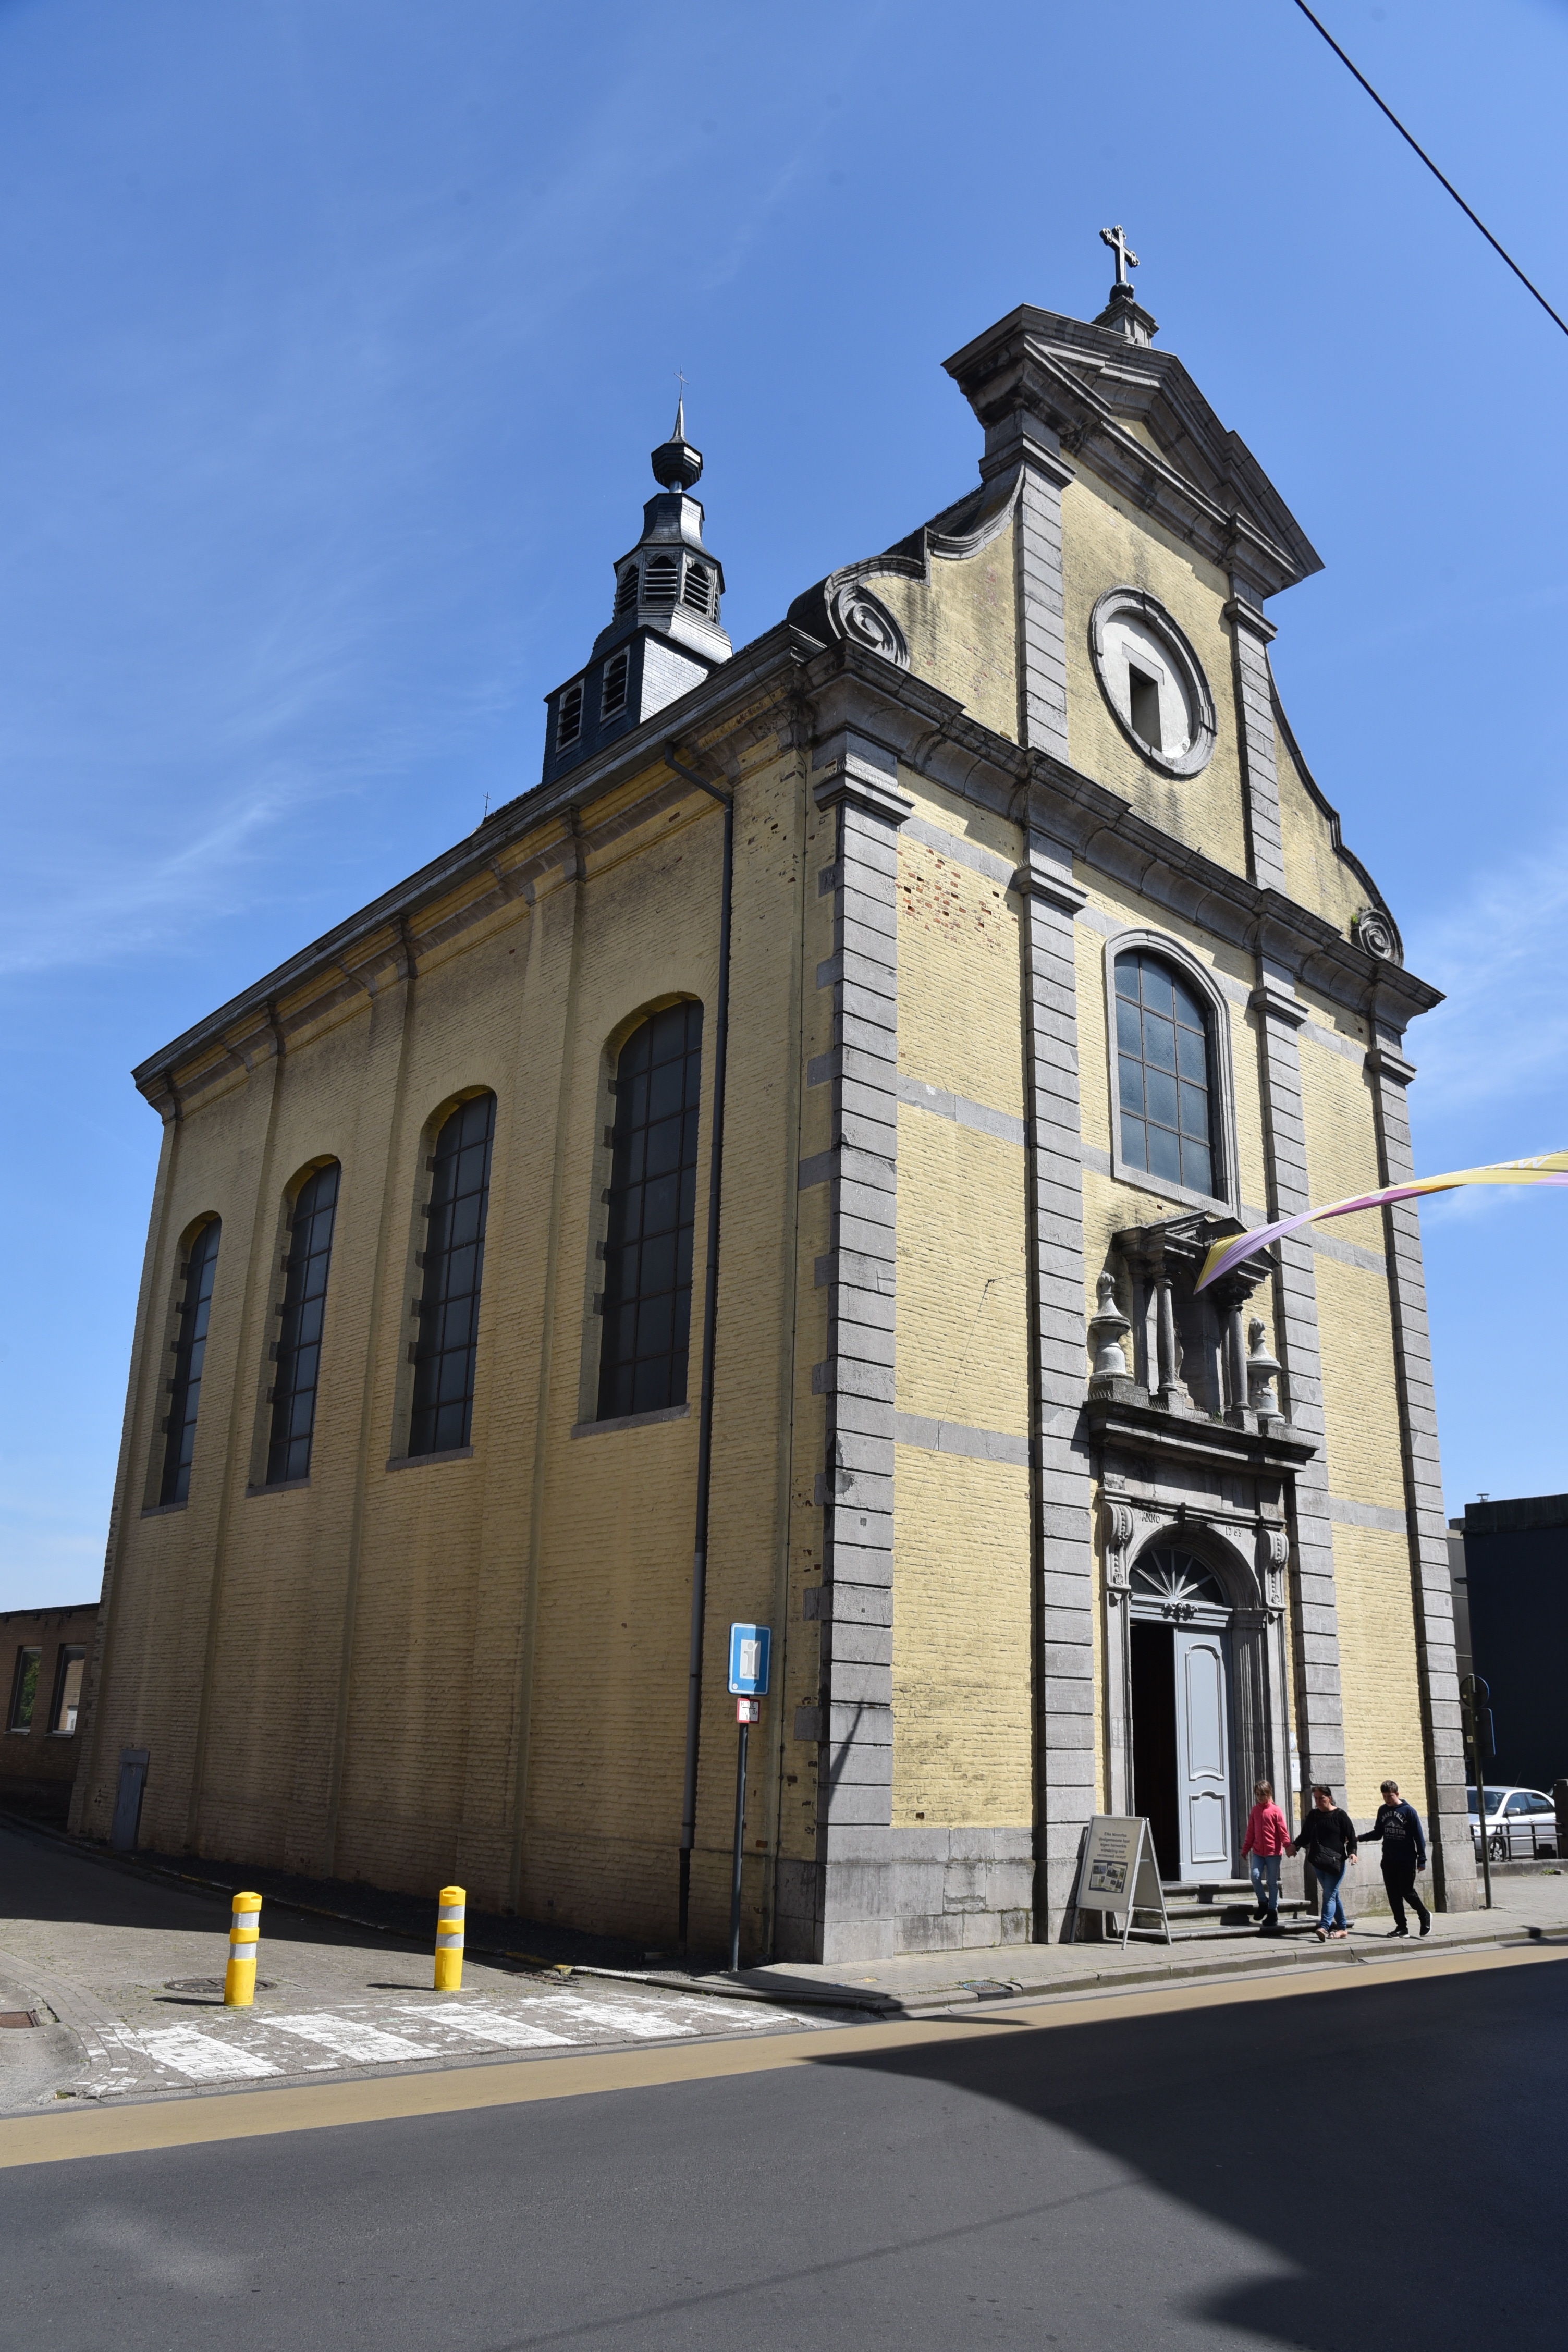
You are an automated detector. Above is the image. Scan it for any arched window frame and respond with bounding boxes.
[576,994,705,1432]
[252,1157,341,1491]
[1104,929,1238,1216]
[397,1088,497,1463]
[151,1214,222,1510]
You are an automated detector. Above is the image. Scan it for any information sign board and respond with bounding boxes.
[1072,1815,1170,1950]
[727,1623,771,1697]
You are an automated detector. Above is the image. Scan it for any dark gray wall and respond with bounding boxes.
[1459,1496,1568,1793]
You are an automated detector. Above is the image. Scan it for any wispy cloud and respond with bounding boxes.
[1404,828,1568,1124]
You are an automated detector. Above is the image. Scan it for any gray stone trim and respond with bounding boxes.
[893,1413,1030,1467]
[775,1824,1033,1964]
[807,733,913,1868]
[383,1444,474,1472]
[1310,1229,1387,1278]
[1081,1142,1113,1179]
[1016,825,1095,1936]
[1300,1016,1368,1066]
[894,1073,1026,1149]
[1252,968,1345,1797]
[1010,439,1074,760]
[900,814,1016,889]
[1102,927,1240,1218]
[1226,594,1287,894]
[1365,1046,1478,1912]
[1326,1494,1408,1534]
[569,1403,691,1439]
[1088,586,1218,780]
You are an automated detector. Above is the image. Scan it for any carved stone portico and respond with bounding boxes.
[1086,1215,1315,1883]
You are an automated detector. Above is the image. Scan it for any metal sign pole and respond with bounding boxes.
[728,1713,750,1972]
[1461,1673,1493,1911]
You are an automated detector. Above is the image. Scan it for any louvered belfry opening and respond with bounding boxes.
[266,1161,340,1485]
[597,1002,703,1420]
[681,562,711,616]
[601,648,629,718]
[161,1218,221,1505]
[410,1093,496,1456]
[613,566,639,617]
[557,680,584,749]
[642,552,679,606]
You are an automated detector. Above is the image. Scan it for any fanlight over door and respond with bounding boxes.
[1130,1549,1234,1878]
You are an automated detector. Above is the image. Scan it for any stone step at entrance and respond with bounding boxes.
[1119,1877,1315,1944]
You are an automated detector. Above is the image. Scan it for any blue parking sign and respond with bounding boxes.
[728,1623,771,1697]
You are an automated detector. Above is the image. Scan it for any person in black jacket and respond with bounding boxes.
[1292,1783,1358,1940]
[1361,1779,1432,1938]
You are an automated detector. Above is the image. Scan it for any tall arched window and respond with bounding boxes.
[597,1002,703,1420]
[265,1162,340,1486]
[161,1218,221,1505]
[410,1094,496,1456]
[1114,949,1216,1196]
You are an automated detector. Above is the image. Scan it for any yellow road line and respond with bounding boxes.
[2,1940,1559,2171]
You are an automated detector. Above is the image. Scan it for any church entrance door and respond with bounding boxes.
[1128,1550,1235,1881]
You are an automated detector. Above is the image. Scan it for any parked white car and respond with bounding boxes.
[1468,1786,1559,1860]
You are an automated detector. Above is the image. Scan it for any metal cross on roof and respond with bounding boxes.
[1099,223,1139,285]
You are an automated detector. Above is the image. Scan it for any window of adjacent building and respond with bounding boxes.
[160,1218,222,1506]
[681,562,712,617]
[612,566,639,618]
[601,648,630,719]
[7,1647,40,1732]
[265,1162,340,1486]
[50,1646,85,1736]
[1114,952,1216,1197]
[556,681,584,750]
[409,1093,496,1456]
[643,553,679,606]
[597,1001,703,1420]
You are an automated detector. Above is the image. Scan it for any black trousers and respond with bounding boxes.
[1383,1853,1430,1930]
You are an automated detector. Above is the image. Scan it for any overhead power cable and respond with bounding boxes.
[1290,0,1568,340]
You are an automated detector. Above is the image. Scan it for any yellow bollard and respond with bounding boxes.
[224,1892,262,2007]
[433,1884,466,1991]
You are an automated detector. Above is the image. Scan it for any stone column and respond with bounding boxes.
[810,732,912,1959]
[1365,1035,1478,1910]
[1016,829,1095,1935]
[984,413,1074,762]
[1251,968,1346,1800]
[1227,592,1287,895]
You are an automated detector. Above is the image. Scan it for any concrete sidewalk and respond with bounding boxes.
[0,1819,839,2115]
[737,1863,1568,2012]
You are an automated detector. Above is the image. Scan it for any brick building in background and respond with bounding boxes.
[70,258,1476,1958]
[3,1602,97,1822]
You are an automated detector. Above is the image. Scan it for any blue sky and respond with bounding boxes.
[2,0,1564,1608]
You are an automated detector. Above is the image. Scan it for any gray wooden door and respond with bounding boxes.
[1173,1632,1231,1876]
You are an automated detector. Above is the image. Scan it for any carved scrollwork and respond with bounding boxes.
[1102,1499,1137,1603]
[829,582,910,668]
[1256,1523,1289,1615]
[1353,907,1398,963]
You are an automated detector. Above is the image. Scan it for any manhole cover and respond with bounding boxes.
[0,2011,38,2029]
[164,1977,276,1995]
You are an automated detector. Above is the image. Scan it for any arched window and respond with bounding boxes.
[265,1162,340,1486]
[597,1002,703,1419]
[1114,950,1216,1197]
[161,1218,220,1505]
[410,1094,496,1456]
[1130,1550,1227,1618]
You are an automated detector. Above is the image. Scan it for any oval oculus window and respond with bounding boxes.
[1089,588,1217,779]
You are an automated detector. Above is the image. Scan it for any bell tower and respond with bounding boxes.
[541,399,732,785]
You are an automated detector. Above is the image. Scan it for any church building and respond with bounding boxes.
[71,248,1477,1959]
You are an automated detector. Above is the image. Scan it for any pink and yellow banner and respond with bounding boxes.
[1194,1152,1568,1296]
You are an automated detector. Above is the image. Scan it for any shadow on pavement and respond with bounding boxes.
[804,1953,1568,2350]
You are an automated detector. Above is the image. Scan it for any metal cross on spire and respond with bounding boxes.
[1099,223,1138,286]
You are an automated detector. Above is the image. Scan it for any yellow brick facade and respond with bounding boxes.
[74,292,1474,1961]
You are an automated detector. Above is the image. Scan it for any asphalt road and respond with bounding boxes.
[3,1948,1562,2351]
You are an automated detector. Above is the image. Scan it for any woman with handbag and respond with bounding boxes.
[1292,1783,1358,1940]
